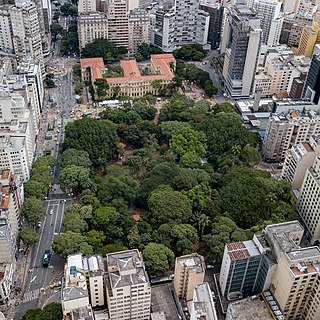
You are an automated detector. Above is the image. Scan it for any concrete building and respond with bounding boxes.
[251,0,281,45]
[298,156,320,243]
[78,0,96,14]
[221,5,261,98]
[225,296,274,320]
[173,253,205,302]
[105,249,151,320]
[199,0,223,50]
[78,0,149,54]
[151,0,210,52]
[219,240,270,300]
[42,0,51,33]
[189,282,218,320]
[263,108,320,162]
[0,8,14,53]
[303,53,320,104]
[62,254,105,319]
[9,0,44,74]
[104,54,176,98]
[0,170,22,305]
[106,0,137,49]
[281,135,320,188]
[78,12,108,49]
[280,12,313,49]
[128,8,150,54]
[220,221,320,319]
[297,22,320,57]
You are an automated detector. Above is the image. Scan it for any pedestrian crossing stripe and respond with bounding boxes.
[22,288,40,303]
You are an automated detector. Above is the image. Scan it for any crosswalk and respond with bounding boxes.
[22,288,40,303]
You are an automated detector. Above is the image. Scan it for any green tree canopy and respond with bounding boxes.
[24,180,47,199]
[170,127,206,157]
[143,243,175,276]
[60,165,92,194]
[85,230,106,251]
[19,229,40,247]
[148,188,192,225]
[23,197,46,227]
[61,148,92,169]
[91,206,116,231]
[240,146,260,166]
[204,112,250,156]
[63,117,118,167]
[204,216,247,263]
[81,38,127,62]
[53,231,93,259]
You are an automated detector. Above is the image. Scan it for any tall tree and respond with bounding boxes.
[23,197,46,227]
[143,243,175,276]
[63,117,118,167]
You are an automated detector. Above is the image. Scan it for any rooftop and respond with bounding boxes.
[106,249,149,288]
[227,241,260,261]
[151,284,180,320]
[80,57,105,83]
[71,305,94,320]
[227,296,274,320]
[177,253,205,273]
[106,54,175,84]
[62,286,88,302]
[287,246,320,262]
[192,282,218,320]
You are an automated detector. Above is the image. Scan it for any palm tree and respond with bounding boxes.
[197,214,210,239]
[266,193,277,214]
[231,144,241,157]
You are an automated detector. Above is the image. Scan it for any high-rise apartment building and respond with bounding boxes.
[78,12,108,49]
[173,253,205,302]
[78,0,149,54]
[105,249,151,320]
[221,5,261,98]
[78,0,96,13]
[0,170,23,304]
[220,221,320,319]
[281,135,320,188]
[0,8,13,53]
[263,109,320,162]
[199,0,223,50]
[219,240,271,299]
[128,8,150,54]
[151,0,210,52]
[303,53,320,104]
[251,0,281,45]
[298,22,320,57]
[298,156,320,242]
[106,0,134,49]
[9,0,44,74]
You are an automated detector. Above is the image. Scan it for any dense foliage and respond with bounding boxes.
[55,93,297,275]
[81,38,127,62]
[22,303,63,320]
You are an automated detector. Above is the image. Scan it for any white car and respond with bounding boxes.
[49,209,53,215]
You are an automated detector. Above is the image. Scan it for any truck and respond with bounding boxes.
[42,250,51,267]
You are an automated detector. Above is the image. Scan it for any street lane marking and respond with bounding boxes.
[22,288,40,303]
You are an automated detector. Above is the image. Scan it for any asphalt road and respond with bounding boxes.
[15,200,65,319]
[15,57,74,319]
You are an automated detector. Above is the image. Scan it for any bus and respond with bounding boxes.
[42,250,51,267]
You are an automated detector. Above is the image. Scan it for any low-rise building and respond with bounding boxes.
[106,54,175,98]
[189,282,218,320]
[62,254,105,319]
